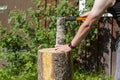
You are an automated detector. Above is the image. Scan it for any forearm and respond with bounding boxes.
[71,0,112,47]
[71,16,97,47]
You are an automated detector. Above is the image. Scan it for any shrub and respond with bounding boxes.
[0,0,112,80]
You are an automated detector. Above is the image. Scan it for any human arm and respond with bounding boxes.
[71,0,113,47]
[55,0,114,52]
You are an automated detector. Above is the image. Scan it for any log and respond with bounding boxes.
[56,17,65,45]
[98,17,113,75]
[38,48,73,80]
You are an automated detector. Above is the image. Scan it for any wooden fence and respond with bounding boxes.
[0,0,119,78]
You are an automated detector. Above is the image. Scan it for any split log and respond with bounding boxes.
[56,17,65,45]
[38,48,73,80]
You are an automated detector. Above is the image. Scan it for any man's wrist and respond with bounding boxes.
[68,42,75,49]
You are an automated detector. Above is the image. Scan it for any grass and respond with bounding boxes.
[73,70,113,80]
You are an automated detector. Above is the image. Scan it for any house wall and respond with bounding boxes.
[0,0,36,28]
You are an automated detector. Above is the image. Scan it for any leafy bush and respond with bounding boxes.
[74,71,112,80]
[0,0,79,79]
[0,52,37,80]
[0,8,57,52]
[0,0,112,80]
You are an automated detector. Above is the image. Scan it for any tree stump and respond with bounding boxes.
[38,48,73,80]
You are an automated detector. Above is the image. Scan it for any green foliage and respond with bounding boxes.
[0,52,37,80]
[0,0,111,80]
[0,8,56,52]
[0,0,79,79]
[86,0,94,11]
[74,70,113,80]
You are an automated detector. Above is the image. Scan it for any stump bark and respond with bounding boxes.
[38,48,73,80]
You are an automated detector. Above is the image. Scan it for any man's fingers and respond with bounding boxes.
[55,49,65,53]
[55,46,64,52]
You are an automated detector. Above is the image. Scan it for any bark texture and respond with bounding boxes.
[38,48,73,80]
[56,17,65,45]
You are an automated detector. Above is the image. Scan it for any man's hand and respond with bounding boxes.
[55,44,72,53]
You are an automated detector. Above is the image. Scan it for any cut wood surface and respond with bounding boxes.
[38,48,73,80]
